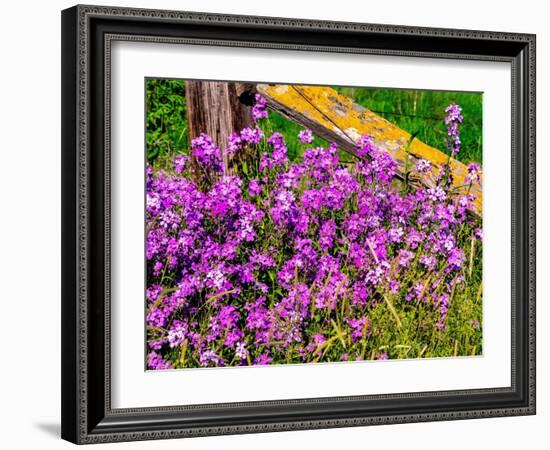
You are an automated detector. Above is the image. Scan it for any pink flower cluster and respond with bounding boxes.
[146,98,482,369]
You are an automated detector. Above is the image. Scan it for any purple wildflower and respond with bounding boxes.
[466,163,482,184]
[251,93,268,122]
[240,126,264,145]
[445,103,463,156]
[248,178,262,197]
[319,220,337,251]
[298,128,314,144]
[253,354,272,365]
[415,158,431,173]
[173,154,189,174]
[191,133,222,171]
[147,351,173,370]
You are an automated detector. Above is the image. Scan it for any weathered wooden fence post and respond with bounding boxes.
[185,81,254,174]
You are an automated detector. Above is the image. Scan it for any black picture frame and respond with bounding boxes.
[61,4,536,444]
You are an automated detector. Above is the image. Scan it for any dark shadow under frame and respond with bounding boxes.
[61,4,536,444]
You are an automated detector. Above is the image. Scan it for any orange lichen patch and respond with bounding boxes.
[257,84,482,216]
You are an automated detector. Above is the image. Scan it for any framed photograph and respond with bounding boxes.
[61,4,536,444]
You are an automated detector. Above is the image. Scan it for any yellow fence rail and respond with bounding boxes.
[257,84,482,216]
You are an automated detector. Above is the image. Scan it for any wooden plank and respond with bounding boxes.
[257,84,482,216]
[186,81,253,174]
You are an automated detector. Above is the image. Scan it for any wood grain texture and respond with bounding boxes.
[257,83,482,215]
[185,81,253,174]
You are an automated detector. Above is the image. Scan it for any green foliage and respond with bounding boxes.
[145,79,188,163]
